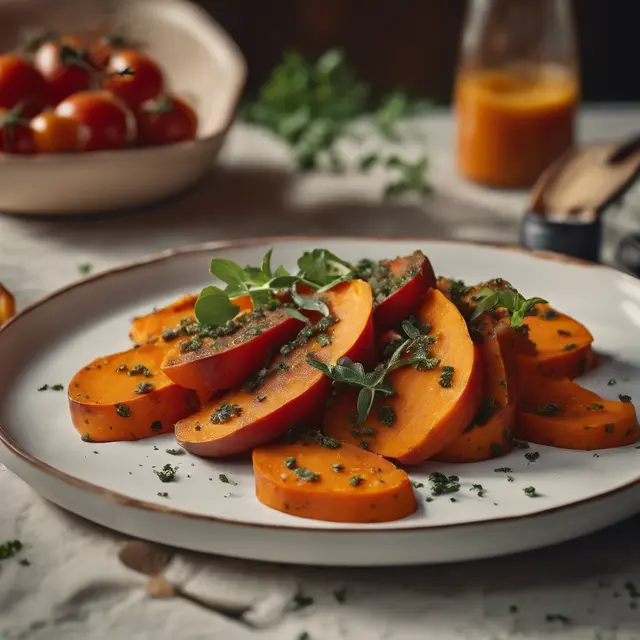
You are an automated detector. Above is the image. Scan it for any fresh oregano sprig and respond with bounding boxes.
[308,320,439,425]
[469,287,547,328]
[195,248,354,326]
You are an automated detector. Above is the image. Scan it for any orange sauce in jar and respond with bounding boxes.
[455,66,578,188]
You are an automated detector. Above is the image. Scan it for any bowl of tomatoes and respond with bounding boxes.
[0,0,246,215]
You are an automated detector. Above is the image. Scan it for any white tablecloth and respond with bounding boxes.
[2,109,640,640]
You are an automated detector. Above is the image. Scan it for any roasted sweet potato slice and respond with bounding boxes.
[175,280,375,457]
[129,294,253,344]
[433,318,519,462]
[516,304,595,379]
[69,344,199,442]
[253,440,417,523]
[161,308,305,393]
[361,251,436,332]
[517,374,638,450]
[323,288,482,464]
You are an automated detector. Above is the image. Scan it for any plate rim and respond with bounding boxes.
[1,235,638,535]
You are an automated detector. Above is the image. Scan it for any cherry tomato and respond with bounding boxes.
[0,55,47,116]
[0,108,35,154]
[34,41,94,105]
[136,95,198,146]
[55,90,136,151]
[30,112,90,153]
[104,49,164,108]
[89,34,131,70]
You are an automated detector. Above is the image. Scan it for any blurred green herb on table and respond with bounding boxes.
[240,49,432,200]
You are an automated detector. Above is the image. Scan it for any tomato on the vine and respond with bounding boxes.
[136,95,198,146]
[104,49,164,108]
[0,107,35,154]
[31,112,90,153]
[0,55,47,116]
[55,90,136,151]
[33,41,95,105]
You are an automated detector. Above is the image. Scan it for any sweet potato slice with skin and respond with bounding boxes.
[161,308,305,393]
[371,251,436,332]
[433,319,518,462]
[253,440,417,523]
[69,344,199,443]
[517,374,638,450]
[437,278,595,378]
[175,280,375,457]
[323,288,482,464]
[129,294,253,344]
[516,304,595,379]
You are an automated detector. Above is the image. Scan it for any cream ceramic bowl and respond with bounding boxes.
[0,0,246,215]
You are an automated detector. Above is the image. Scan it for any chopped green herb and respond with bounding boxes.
[470,286,546,328]
[115,403,131,418]
[316,433,341,449]
[331,463,344,472]
[81,433,91,442]
[157,492,169,498]
[154,464,178,483]
[0,539,22,560]
[620,394,633,403]
[450,497,457,502]
[284,457,297,469]
[349,475,364,487]
[525,452,540,464]
[411,481,424,489]
[470,483,486,497]
[134,382,154,394]
[607,379,617,386]
[513,440,530,449]
[78,263,93,275]
[37,384,48,391]
[532,402,560,416]
[165,448,184,456]
[545,614,572,625]
[563,343,578,351]
[219,474,237,485]
[494,467,513,473]
[523,486,538,497]
[359,441,370,450]
[128,364,153,377]
[294,467,320,482]
[210,402,242,424]
[378,405,396,426]
[438,365,455,388]
[604,424,614,434]
[316,333,332,346]
[429,472,460,496]
[19,558,31,566]
[180,336,203,353]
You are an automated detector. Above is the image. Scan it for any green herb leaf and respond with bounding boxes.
[0,539,22,560]
[470,286,546,328]
[356,387,375,426]
[194,286,240,326]
[291,286,330,317]
[218,473,237,485]
[154,464,178,483]
[209,258,248,288]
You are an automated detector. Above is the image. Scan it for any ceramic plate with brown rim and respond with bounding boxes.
[1,237,639,566]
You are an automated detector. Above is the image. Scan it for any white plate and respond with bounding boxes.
[0,0,246,214]
[1,238,639,566]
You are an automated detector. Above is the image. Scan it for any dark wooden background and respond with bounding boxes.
[197,0,640,103]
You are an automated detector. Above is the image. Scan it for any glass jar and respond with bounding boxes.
[455,0,579,188]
